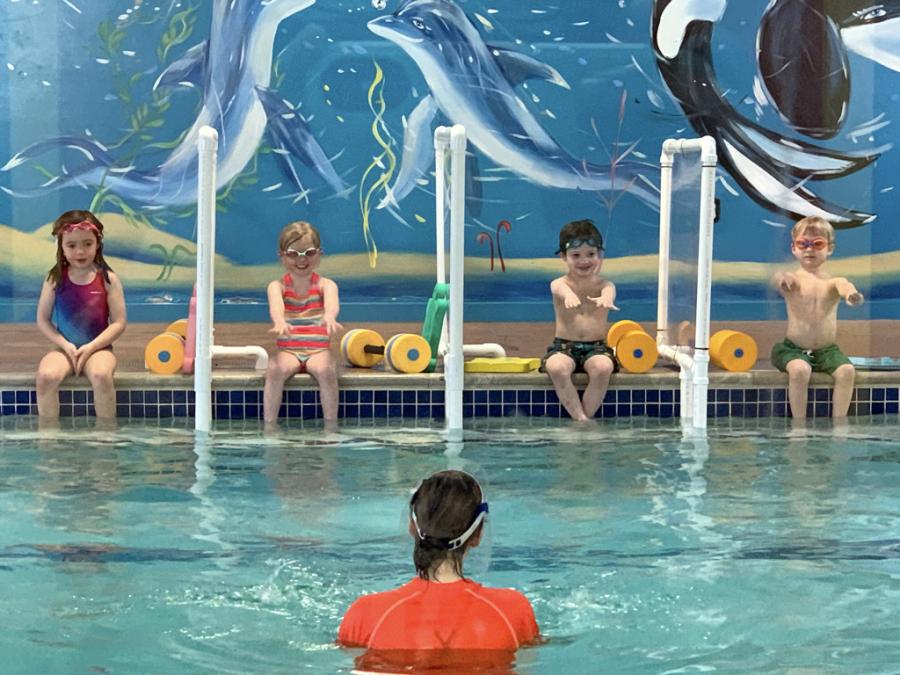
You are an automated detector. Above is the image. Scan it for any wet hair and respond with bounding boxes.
[278,220,321,252]
[409,470,484,580]
[791,216,834,244]
[558,218,604,254]
[46,210,112,285]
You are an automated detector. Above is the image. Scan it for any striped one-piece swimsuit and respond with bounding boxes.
[276,272,330,362]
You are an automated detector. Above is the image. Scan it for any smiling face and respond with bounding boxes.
[60,228,99,271]
[280,233,321,276]
[562,242,602,278]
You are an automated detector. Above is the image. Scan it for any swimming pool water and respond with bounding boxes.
[1,416,899,672]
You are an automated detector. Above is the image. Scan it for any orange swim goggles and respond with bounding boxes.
[793,237,828,251]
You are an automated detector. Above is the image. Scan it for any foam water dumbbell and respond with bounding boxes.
[341,329,432,374]
[145,319,191,375]
[607,320,658,373]
[709,330,758,372]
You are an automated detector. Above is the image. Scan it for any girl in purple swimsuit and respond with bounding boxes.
[36,210,127,418]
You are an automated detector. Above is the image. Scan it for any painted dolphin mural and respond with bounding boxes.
[368,0,659,210]
[758,0,900,139]
[1,0,346,206]
[652,0,881,228]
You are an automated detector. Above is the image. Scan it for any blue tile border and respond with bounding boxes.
[1,386,899,420]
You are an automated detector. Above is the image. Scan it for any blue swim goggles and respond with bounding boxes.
[556,236,603,254]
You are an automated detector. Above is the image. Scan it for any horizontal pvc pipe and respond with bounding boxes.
[210,345,269,370]
[658,343,695,370]
[462,343,506,359]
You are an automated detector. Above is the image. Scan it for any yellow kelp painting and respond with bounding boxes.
[358,61,398,268]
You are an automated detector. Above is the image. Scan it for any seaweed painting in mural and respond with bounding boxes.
[367,0,659,212]
[651,0,890,228]
[1,0,346,207]
[757,0,900,138]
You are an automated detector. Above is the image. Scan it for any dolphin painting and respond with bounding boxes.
[367,0,659,210]
[1,0,346,206]
[757,0,900,139]
[652,0,882,228]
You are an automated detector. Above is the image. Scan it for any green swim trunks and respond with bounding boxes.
[770,338,851,375]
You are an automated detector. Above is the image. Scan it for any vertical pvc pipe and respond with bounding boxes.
[445,125,467,439]
[195,126,218,433]
[691,136,718,429]
[434,128,450,357]
[434,128,448,285]
[657,140,675,347]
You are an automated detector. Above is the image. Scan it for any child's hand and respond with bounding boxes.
[62,341,78,370]
[846,290,865,306]
[563,290,582,309]
[775,272,797,292]
[73,344,94,375]
[322,316,343,336]
[588,296,619,311]
[269,320,291,337]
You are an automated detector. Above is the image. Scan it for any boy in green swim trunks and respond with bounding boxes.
[772,216,864,418]
[542,219,618,421]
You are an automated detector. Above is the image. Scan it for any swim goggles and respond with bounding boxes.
[61,220,100,235]
[793,237,828,251]
[556,236,603,254]
[411,501,489,551]
[281,246,321,259]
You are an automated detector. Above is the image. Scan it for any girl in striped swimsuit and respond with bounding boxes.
[263,221,342,424]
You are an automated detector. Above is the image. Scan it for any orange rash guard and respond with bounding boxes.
[338,577,539,651]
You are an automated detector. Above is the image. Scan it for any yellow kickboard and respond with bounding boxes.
[464,357,541,373]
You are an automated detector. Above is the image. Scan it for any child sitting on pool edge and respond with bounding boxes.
[541,219,618,421]
[263,221,342,424]
[771,215,864,418]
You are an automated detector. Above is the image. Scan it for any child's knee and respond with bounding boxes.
[544,354,574,378]
[585,355,614,378]
[306,359,336,381]
[267,355,295,379]
[832,363,855,385]
[785,360,812,380]
[36,368,65,391]
[87,368,114,389]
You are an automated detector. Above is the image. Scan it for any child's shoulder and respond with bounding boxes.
[316,273,338,288]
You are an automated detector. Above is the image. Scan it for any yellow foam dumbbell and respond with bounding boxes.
[710,330,758,372]
[341,329,387,368]
[145,333,185,375]
[341,329,432,374]
[144,318,192,375]
[384,333,432,374]
[607,320,658,373]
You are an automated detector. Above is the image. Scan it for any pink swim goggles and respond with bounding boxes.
[61,220,100,235]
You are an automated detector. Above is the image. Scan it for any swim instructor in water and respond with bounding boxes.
[338,470,540,662]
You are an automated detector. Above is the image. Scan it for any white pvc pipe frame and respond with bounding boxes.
[433,125,469,437]
[656,136,717,430]
[195,126,268,432]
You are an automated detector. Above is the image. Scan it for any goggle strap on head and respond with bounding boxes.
[446,502,489,550]
[410,502,489,551]
[61,220,100,235]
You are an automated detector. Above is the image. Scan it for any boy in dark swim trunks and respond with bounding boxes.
[771,216,864,418]
[542,219,618,421]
